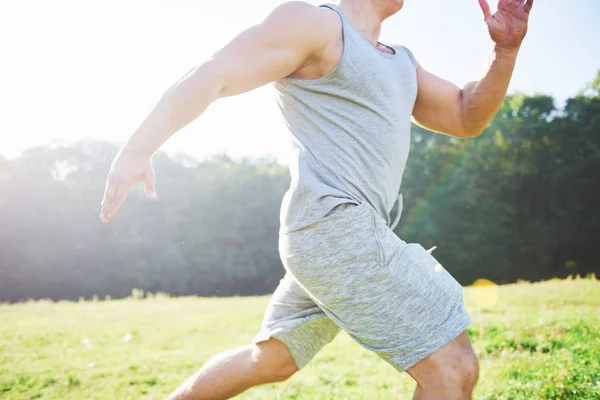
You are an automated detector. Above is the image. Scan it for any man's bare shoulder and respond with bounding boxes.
[265,2,340,48]
[269,1,336,24]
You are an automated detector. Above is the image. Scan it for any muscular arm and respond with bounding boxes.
[124,2,328,156]
[100,2,330,223]
[412,47,518,138]
[411,0,533,138]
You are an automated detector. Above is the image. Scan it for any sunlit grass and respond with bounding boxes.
[1,276,599,399]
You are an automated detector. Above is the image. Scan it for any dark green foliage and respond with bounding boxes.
[0,147,289,301]
[399,72,600,285]
[0,72,599,301]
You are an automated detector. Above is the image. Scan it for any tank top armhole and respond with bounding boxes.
[393,45,417,69]
[279,3,348,86]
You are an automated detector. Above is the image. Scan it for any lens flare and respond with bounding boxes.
[470,278,499,308]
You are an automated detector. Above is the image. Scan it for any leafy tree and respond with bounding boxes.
[1,72,598,301]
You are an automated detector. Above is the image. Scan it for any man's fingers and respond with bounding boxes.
[101,176,115,207]
[144,183,157,200]
[101,182,120,223]
[103,182,132,223]
[100,151,154,223]
[478,0,492,19]
[144,167,157,200]
[100,178,117,222]
[524,0,534,13]
[100,179,132,223]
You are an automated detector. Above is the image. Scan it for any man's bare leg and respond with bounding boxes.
[407,331,479,400]
[166,337,299,400]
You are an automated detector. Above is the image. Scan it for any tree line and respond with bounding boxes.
[0,72,598,302]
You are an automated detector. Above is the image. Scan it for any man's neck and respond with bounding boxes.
[338,0,385,46]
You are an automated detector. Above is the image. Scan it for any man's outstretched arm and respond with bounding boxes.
[100,2,328,223]
[412,0,534,138]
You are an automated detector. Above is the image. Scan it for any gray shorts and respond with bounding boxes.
[253,199,472,372]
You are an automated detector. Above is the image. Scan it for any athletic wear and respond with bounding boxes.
[253,3,472,372]
[275,3,417,235]
[254,200,472,371]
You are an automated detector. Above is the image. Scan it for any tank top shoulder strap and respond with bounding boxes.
[319,3,344,19]
[318,3,360,49]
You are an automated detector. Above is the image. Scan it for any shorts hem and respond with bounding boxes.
[395,307,473,372]
[253,317,324,370]
[253,328,310,370]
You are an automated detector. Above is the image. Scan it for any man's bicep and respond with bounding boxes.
[211,2,325,98]
[412,63,466,137]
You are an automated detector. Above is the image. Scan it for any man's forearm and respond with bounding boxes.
[123,60,224,156]
[460,46,519,136]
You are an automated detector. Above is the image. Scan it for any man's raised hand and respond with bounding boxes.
[100,149,157,224]
[478,0,534,51]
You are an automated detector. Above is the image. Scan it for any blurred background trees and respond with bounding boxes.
[1,72,598,302]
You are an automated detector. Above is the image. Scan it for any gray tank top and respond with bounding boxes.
[276,3,417,234]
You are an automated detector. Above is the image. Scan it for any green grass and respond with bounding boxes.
[1,276,599,399]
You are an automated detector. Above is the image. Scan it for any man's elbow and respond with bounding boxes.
[458,127,484,138]
[201,58,227,98]
[456,116,485,138]
[166,59,225,101]
[456,90,486,138]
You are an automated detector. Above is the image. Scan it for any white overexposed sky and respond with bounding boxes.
[1,0,599,163]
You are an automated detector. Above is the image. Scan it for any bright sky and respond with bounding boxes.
[1,0,599,163]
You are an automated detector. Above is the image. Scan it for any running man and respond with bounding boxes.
[100,0,533,398]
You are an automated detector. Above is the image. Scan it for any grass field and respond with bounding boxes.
[1,276,599,400]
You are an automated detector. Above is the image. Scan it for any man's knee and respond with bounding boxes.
[416,348,478,397]
[434,348,478,393]
[453,349,479,392]
[408,332,479,397]
[251,337,299,383]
